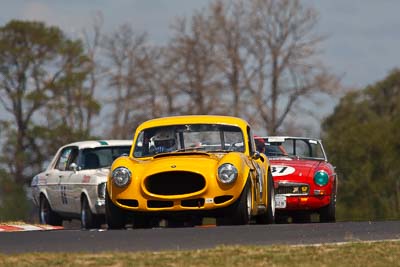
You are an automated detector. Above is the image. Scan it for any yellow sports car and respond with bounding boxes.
[106,115,275,228]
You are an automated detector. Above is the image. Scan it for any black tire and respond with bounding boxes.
[256,169,276,224]
[320,192,336,223]
[133,215,155,229]
[217,180,252,226]
[292,213,311,223]
[275,214,289,224]
[190,216,203,227]
[81,196,102,229]
[216,216,230,226]
[165,216,201,228]
[165,219,186,228]
[39,195,62,226]
[105,190,126,229]
[266,169,276,223]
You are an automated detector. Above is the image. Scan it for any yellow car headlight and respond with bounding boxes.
[112,167,131,187]
[218,163,238,184]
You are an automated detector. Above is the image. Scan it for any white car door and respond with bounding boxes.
[45,147,71,213]
[49,146,79,214]
[61,147,81,214]
[67,148,102,215]
[43,167,62,212]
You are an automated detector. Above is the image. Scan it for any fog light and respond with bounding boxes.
[300,197,308,202]
[314,189,326,195]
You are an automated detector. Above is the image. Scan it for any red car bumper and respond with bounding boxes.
[276,195,331,211]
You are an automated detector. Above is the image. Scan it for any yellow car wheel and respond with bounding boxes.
[217,180,251,225]
[133,215,155,229]
[256,169,275,224]
[105,191,126,229]
[265,169,276,223]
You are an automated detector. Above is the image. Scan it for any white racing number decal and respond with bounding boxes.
[271,165,295,176]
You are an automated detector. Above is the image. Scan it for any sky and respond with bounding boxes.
[1,0,400,137]
[1,0,399,90]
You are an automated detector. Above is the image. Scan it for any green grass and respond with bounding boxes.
[1,240,399,267]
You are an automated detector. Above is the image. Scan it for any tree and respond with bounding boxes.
[0,169,30,221]
[209,0,252,118]
[0,20,97,185]
[102,24,162,138]
[243,0,339,135]
[81,12,105,135]
[322,69,400,220]
[167,13,224,115]
[164,0,339,134]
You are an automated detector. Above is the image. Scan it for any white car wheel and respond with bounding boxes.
[39,195,62,226]
[81,196,102,229]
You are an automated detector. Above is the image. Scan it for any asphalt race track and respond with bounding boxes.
[0,221,399,254]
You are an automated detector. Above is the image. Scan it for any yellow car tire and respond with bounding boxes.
[216,180,251,225]
[105,191,126,229]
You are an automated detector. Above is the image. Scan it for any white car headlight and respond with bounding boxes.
[112,167,131,187]
[97,182,106,199]
[218,163,238,184]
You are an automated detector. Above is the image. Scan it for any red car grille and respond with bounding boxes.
[276,184,309,195]
[145,171,206,196]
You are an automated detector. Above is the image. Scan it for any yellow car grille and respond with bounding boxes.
[145,171,206,196]
[147,198,205,208]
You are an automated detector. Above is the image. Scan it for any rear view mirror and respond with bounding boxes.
[69,163,80,172]
[252,151,261,160]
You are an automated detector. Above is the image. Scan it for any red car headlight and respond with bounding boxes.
[314,170,329,186]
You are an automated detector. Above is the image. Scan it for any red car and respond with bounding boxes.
[256,136,337,223]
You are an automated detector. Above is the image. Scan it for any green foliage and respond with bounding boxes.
[322,69,400,221]
[0,169,30,221]
[0,123,98,179]
[0,20,99,185]
[30,124,98,165]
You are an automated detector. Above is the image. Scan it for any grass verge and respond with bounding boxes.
[0,240,399,267]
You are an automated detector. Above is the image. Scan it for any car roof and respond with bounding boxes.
[136,115,250,132]
[62,140,132,150]
[256,136,322,143]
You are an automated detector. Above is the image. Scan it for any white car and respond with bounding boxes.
[31,140,132,229]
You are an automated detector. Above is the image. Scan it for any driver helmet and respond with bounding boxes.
[254,135,265,153]
[152,129,176,149]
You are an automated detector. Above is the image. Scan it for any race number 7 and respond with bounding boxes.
[271,165,295,176]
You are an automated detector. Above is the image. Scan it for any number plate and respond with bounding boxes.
[275,194,287,209]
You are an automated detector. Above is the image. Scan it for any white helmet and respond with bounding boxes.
[153,129,175,141]
[150,129,177,152]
